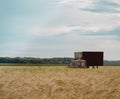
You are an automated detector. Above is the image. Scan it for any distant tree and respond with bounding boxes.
[0,57,73,65]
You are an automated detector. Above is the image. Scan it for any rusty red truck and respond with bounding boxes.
[69,51,104,68]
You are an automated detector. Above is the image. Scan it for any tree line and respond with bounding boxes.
[104,60,120,66]
[0,57,120,65]
[0,57,73,64]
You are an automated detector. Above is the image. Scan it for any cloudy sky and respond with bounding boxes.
[0,0,120,60]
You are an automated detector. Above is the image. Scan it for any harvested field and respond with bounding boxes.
[0,66,120,99]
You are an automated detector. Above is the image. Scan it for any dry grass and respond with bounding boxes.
[0,66,120,99]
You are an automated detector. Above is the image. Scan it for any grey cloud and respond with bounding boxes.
[72,27,120,40]
[80,0,120,13]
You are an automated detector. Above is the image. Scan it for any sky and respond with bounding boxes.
[0,0,120,60]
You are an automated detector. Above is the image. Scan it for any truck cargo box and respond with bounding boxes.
[74,52,104,66]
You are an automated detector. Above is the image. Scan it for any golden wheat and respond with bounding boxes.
[0,66,120,99]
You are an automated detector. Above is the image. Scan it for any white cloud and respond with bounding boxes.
[109,0,120,5]
[58,0,95,9]
[29,12,120,36]
[25,0,120,36]
[29,26,74,36]
[9,0,120,37]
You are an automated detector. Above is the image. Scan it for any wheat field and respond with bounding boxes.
[0,66,120,99]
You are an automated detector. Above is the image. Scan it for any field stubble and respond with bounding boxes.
[0,66,120,99]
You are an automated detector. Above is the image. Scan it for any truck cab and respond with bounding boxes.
[68,59,87,68]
